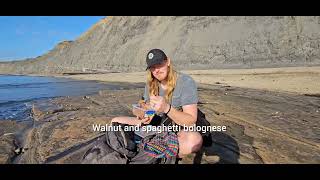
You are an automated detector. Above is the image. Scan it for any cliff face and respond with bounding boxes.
[1,16,320,75]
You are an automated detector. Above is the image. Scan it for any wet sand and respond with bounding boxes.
[58,66,320,95]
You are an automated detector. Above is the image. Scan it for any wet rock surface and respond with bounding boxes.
[0,120,32,164]
[182,84,320,164]
[14,88,143,164]
[3,83,319,164]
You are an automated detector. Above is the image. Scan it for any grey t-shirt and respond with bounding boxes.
[143,72,198,109]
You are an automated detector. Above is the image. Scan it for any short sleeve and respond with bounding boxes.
[180,76,198,106]
[143,85,150,101]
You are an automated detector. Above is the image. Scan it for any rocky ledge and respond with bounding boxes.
[1,83,319,164]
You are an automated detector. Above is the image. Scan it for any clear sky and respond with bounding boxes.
[0,16,105,61]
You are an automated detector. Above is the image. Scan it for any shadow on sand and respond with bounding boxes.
[194,131,240,164]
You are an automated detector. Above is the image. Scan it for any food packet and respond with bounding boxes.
[132,100,156,119]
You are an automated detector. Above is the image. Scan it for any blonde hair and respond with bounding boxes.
[147,60,177,103]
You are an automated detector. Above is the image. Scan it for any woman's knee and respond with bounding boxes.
[188,132,203,153]
[111,117,120,123]
[111,116,139,125]
[178,131,203,156]
[111,117,127,123]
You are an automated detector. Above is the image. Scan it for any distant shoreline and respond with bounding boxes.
[1,66,320,95]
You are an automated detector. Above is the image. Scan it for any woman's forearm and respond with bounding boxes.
[165,106,197,126]
[149,96,197,126]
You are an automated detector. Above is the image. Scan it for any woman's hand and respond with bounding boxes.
[150,96,170,113]
[140,116,152,125]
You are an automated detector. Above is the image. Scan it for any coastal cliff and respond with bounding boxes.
[1,16,320,74]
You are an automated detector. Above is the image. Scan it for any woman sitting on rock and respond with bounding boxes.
[111,48,203,158]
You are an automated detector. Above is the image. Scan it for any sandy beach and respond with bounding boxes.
[58,66,320,95]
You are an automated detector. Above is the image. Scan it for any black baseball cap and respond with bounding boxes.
[145,49,167,70]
